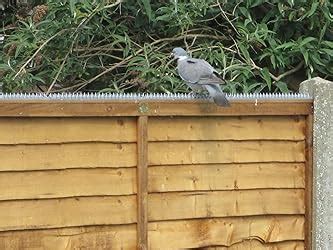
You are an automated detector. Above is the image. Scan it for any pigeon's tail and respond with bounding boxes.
[204,84,230,107]
[213,92,230,106]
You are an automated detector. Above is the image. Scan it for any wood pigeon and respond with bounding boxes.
[171,47,230,106]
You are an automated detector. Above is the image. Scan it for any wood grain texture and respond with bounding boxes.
[0,142,136,171]
[148,163,305,192]
[137,116,148,250]
[0,196,137,231]
[202,240,304,249]
[305,114,314,250]
[149,116,306,141]
[148,189,305,221]
[0,101,312,117]
[0,168,136,200]
[148,141,305,165]
[148,215,305,249]
[0,117,136,144]
[0,225,137,250]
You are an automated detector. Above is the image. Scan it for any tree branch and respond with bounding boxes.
[251,60,304,82]
[46,33,79,95]
[74,33,230,91]
[13,29,66,80]
[274,61,304,81]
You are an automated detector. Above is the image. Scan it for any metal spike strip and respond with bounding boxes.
[0,92,312,101]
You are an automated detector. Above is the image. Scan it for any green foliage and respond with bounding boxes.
[0,0,332,93]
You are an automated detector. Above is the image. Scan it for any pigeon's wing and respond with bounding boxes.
[197,59,219,74]
[177,58,215,83]
[196,59,227,84]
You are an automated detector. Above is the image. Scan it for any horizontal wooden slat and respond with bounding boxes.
[149,116,306,141]
[0,225,137,249]
[0,168,136,200]
[202,240,304,249]
[148,215,305,248]
[0,229,304,250]
[0,101,312,117]
[0,196,137,231]
[148,141,305,165]
[0,142,136,171]
[148,189,304,221]
[0,117,136,144]
[148,163,305,192]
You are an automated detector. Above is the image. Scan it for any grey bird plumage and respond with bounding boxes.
[171,47,230,106]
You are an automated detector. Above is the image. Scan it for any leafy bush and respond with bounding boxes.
[0,0,332,93]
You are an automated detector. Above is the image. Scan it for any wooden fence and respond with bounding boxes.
[0,99,313,249]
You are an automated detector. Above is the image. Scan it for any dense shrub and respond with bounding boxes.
[0,0,332,93]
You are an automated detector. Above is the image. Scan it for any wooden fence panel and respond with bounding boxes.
[148,189,304,221]
[0,225,137,250]
[147,113,309,249]
[0,196,137,231]
[148,141,305,165]
[0,117,137,144]
[0,116,139,249]
[148,216,305,249]
[203,241,304,249]
[0,142,137,171]
[148,163,305,192]
[0,168,137,200]
[0,101,312,249]
[149,116,306,141]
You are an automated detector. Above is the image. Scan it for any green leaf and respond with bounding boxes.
[31,75,45,84]
[310,53,325,66]
[275,42,295,50]
[260,67,272,91]
[238,44,251,63]
[139,0,152,21]
[319,22,329,42]
[0,64,11,71]
[322,41,333,49]
[288,11,296,21]
[69,0,78,17]
[239,7,251,20]
[287,0,294,7]
[301,49,309,65]
[259,52,270,61]
[299,37,317,47]
[275,81,290,93]
[306,2,319,18]
[322,6,333,21]
[249,0,265,8]
[156,14,171,21]
[320,49,333,57]
[270,55,276,69]
[247,82,263,92]
[277,3,285,15]
[244,19,252,27]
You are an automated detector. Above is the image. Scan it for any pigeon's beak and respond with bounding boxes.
[170,52,174,58]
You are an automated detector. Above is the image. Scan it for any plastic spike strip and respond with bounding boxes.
[0,92,312,101]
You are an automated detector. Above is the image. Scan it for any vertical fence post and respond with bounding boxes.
[305,113,314,250]
[300,77,333,249]
[137,116,148,249]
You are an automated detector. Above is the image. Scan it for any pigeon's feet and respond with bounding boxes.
[189,89,208,96]
[189,91,209,100]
